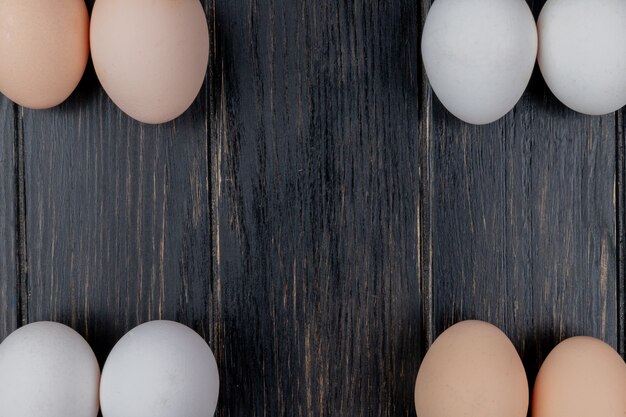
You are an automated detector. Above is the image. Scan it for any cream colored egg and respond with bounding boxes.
[0,0,89,109]
[90,0,209,124]
[415,320,529,417]
[533,337,626,417]
[421,0,537,125]
[0,322,100,417]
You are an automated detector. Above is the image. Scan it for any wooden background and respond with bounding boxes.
[0,0,624,416]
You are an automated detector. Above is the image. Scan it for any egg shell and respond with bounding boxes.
[421,0,537,125]
[100,320,219,417]
[0,0,89,109]
[537,0,626,115]
[532,336,626,417]
[0,322,100,417]
[90,0,209,124]
[415,320,529,417]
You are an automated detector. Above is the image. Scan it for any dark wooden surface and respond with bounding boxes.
[0,100,17,341]
[430,78,619,379]
[0,1,624,416]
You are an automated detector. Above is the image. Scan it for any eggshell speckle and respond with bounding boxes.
[421,0,537,125]
[0,322,100,417]
[0,0,89,109]
[415,320,529,417]
[537,0,626,115]
[532,336,626,417]
[90,0,209,124]
[100,320,219,417]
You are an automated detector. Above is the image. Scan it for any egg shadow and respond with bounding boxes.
[40,306,125,369]
[74,309,127,417]
[384,304,424,417]
[60,58,102,113]
[519,325,575,417]
[61,0,100,112]
[524,62,580,121]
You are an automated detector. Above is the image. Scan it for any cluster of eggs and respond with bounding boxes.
[3,0,622,126]
[0,0,209,124]
[0,321,219,417]
[2,318,623,417]
[415,320,626,417]
[422,0,626,124]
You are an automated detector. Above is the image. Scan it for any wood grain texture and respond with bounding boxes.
[0,98,17,340]
[429,29,618,387]
[0,0,624,416]
[20,2,212,364]
[210,1,422,416]
[22,92,212,363]
[618,108,625,359]
[418,0,435,351]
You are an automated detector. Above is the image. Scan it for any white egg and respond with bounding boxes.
[100,320,219,417]
[538,0,626,115]
[421,0,538,125]
[0,322,100,417]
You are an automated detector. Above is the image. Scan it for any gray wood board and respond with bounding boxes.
[21,15,212,364]
[0,98,17,340]
[210,1,422,415]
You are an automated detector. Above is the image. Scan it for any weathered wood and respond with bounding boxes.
[0,98,17,340]
[429,66,618,383]
[419,0,435,353]
[618,108,625,359]
[210,1,422,415]
[20,2,212,365]
[3,0,623,416]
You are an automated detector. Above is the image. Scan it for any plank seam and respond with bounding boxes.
[207,0,217,316]
[206,0,221,351]
[418,0,434,353]
[617,109,625,359]
[13,104,27,327]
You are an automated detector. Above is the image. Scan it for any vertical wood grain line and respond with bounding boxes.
[205,0,220,351]
[206,0,224,377]
[206,0,214,309]
[418,0,434,351]
[617,109,625,358]
[205,0,213,281]
[13,104,27,327]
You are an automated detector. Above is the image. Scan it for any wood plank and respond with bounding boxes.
[0,98,18,340]
[21,2,212,364]
[210,1,422,415]
[618,109,624,358]
[419,0,435,351]
[429,69,618,381]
